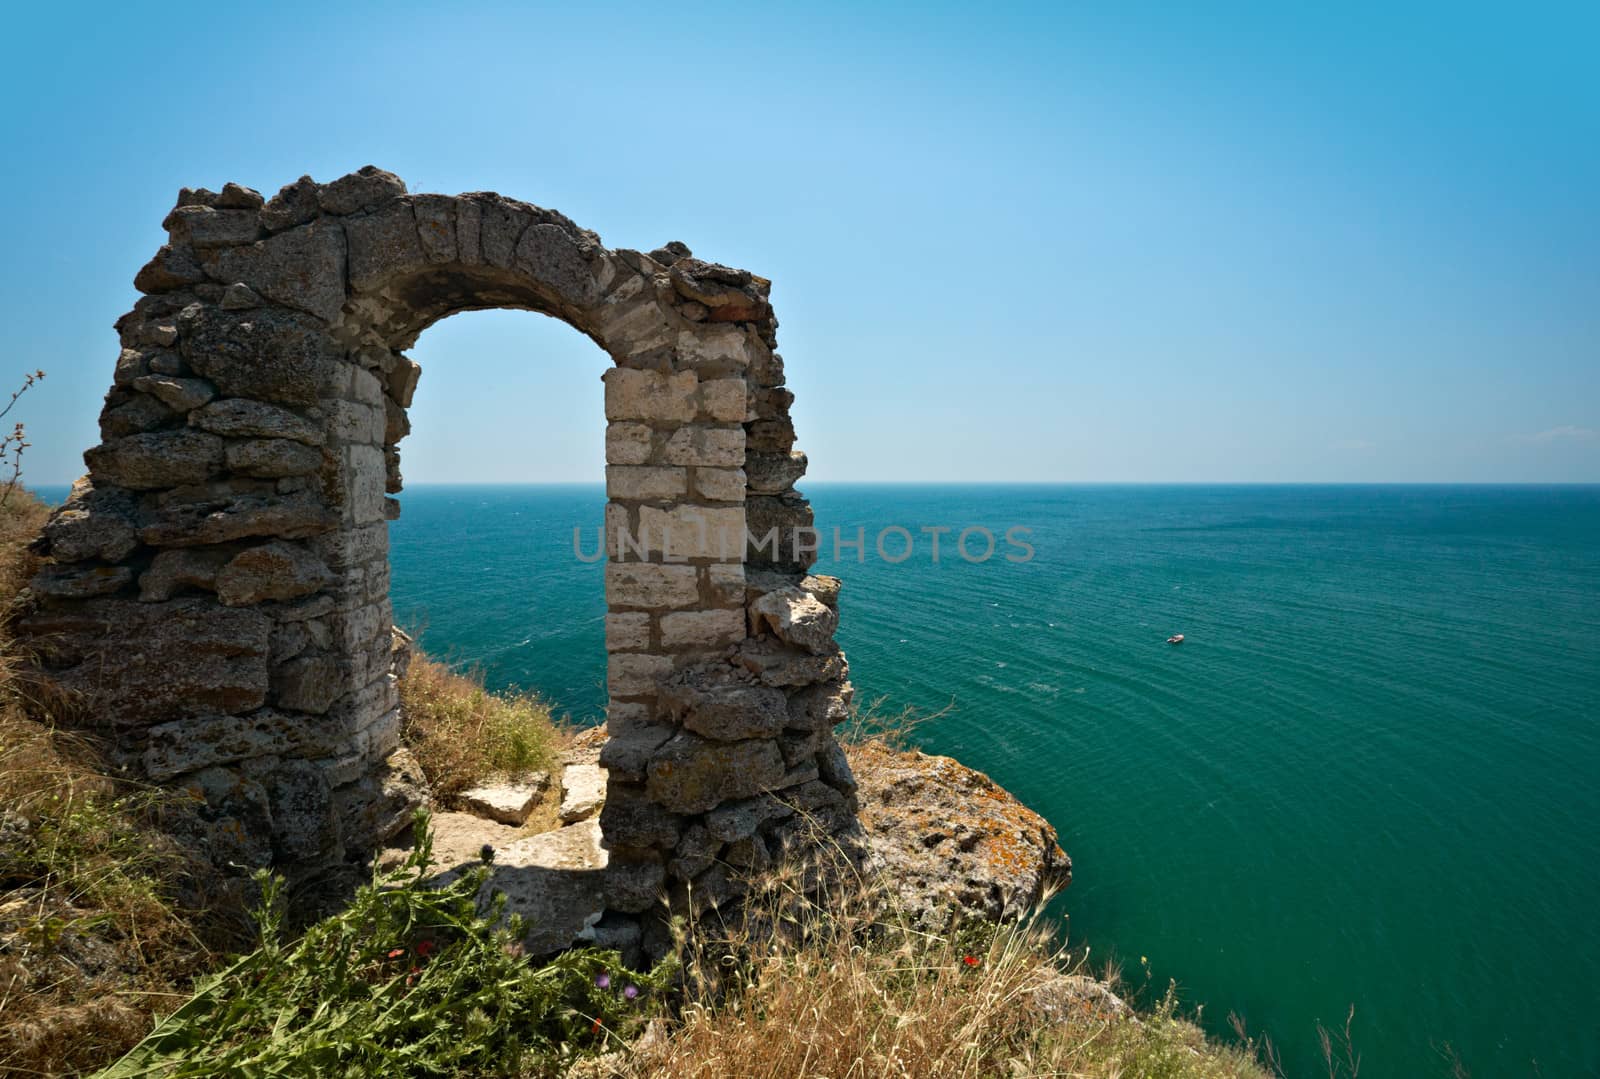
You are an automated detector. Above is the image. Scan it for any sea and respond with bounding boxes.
[43,482,1600,1075]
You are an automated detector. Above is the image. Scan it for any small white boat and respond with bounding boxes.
[1167,634,1185,645]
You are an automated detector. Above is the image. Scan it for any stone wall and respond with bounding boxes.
[23,168,858,924]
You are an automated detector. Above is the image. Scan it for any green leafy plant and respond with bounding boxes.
[96,812,664,1078]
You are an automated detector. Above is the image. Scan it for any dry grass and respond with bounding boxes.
[397,653,567,806]
[0,490,226,1076]
[608,818,1276,1079]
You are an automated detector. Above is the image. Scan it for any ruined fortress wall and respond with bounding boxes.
[23,168,858,919]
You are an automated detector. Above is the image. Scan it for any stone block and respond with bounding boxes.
[191,399,322,444]
[660,425,744,467]
[202,219,347,322]
[139,546,231,601]
[698,378,748,422]
[606,465,686,501]
[693,467,746,503]
[645,731,786,815]
[84,430,224,490]
[215,541,336,606]
[746,451,807,494]
[181,307,346,407]
[597,782,680,849]
[605,562,698,609]
[602,368,698,423]
[559,763,607,823]
[750,586,839,654]
[658,609,745,651]
[605,612,650,652]
[346,200,424,291]
[638,505,745,561]
[605,422,653,465]
[460,774,550,826]
[226,438,323,478]
[607,653,675,698]
[132,374,215,412]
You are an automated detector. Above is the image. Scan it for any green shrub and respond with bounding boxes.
[97,813,663,1078]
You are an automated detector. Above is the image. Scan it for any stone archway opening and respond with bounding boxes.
[24,167,859,941]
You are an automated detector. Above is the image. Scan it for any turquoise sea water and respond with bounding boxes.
[385,483,1600,1077]
[39,482,1596,1074]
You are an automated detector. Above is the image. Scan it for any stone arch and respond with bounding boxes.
[24,167,858,930]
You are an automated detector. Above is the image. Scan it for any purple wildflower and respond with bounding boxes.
[623,984,639,1001]
[595,971,611,990]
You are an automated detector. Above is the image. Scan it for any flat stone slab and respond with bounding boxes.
[459,772,550,826]
[476,818,608,957]
[559,763,606,823]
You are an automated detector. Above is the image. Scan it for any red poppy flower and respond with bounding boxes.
[415,940,436,958]
[962,955,980,967]
[590,1017,603,1035]
[387,948,405,959]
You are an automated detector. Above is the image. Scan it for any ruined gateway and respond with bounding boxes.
[23,167,860,933]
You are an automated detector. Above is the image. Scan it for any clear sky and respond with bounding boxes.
[3,0,1595,484]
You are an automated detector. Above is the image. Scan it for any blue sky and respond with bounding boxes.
[3,0,1595,484]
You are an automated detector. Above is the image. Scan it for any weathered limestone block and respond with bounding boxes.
[745,493,816,570]
[605,563,698,609]
[139,546,232,601]
[21,599,270,727]
[659,663,789,741]
[144,709,299,779]
[267,758,338,861]
[140,491,338,547]
[346,200,424,291]
[596,719,674,783]
[165,205,261,249]
[316,165,407,215]
[332,747,429,856]
[751,586,839,654]
[604,612,650,652]
[658,609,744,650]
[260,175,320,232]
[181,307,346,407]
[272,654,340,713]
[704,793,795,844]
[222,283,261,309]
[597,782,680,849]
[735,637,847,687]
[475,198,532,268]
[225,438,323,478]
[41,480,140,563]
[84,430,224,490]
[692,467,745,503]
[135,243,207,293]
[133,374,216,412]
[179,765,275,868]
[638,505,745,561]
[747,414,797,453]
[605,422,652,465]
[706,562,745,606]
[411,194,457,262]
[607,653,675,698]
[785,680,854,732]
[31,564,133,599]
[698,379,748,423]
[817,739,857,795]
[606,465,686,501]
[646,732,786,814]
[674,322,754,373]
[603,368,698,423]
[603,857,666,915]
[660,425,744,467]
[669,822,721,880]
[801,573,841,607]
[213,542,336,606]
[203,219,347,322]
[191,399,322,444]
[559,763,607,823]
[746,451,807,494]
[515,222,600,309]
[100,393,174,439]
[460,774,549,826]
